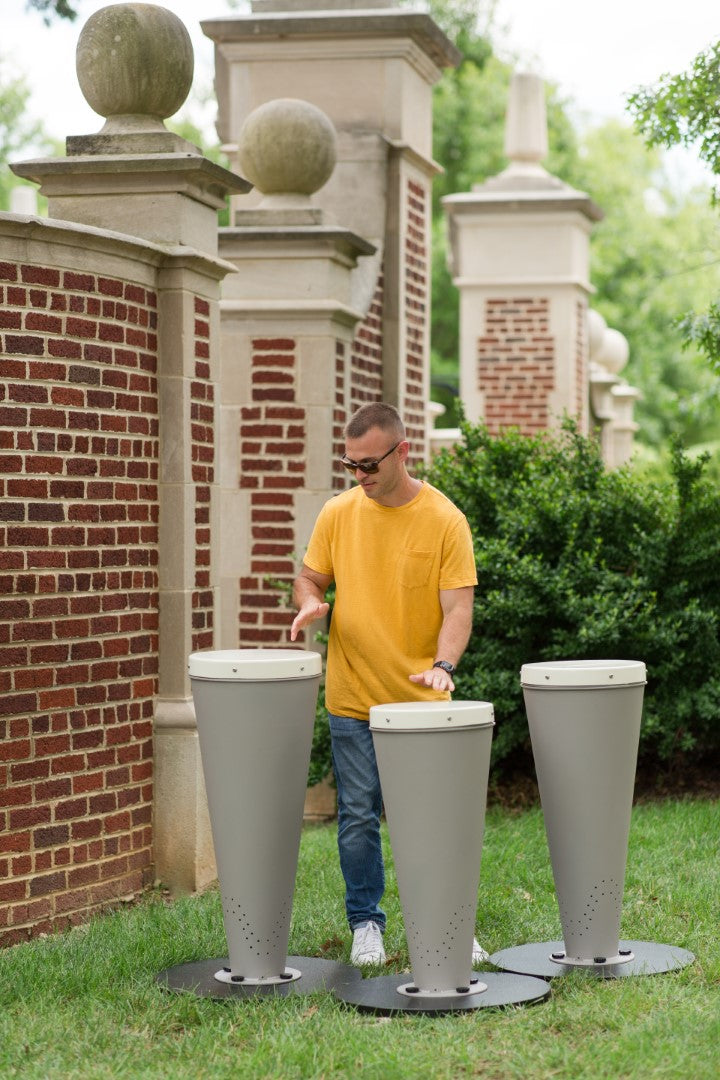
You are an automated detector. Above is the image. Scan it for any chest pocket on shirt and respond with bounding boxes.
[399,549,435,588]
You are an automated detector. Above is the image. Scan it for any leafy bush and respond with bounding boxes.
[422,420,720,774]
[306,618,333,788]
[266,574,334,786]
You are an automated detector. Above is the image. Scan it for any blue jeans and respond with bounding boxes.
[328,713,386,932]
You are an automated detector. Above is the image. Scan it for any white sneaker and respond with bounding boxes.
[472,937,490,964]
[351,921,386,966]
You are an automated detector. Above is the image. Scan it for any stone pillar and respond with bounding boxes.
[202,0,460,462]
[12,3,252,894]
[588,309,621,464]
[588,308,640,467]
[443,72,603,436]
[216,98,374,651]
[610,385,641,466]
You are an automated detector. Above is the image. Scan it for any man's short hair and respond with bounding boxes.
[345,402,406,441]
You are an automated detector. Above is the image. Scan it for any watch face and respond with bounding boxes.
[433,661,455,674]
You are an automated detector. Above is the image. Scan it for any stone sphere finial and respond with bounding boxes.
[237,99,337,197]
[595,327,630,375]
[76,3,194,129]
[587,309,607,359]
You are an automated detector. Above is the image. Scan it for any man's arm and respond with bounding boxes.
[290,564,333,642]
[408,585,474,692]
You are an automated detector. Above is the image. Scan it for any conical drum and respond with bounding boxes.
[189,649,321,984]
[522,660,646,966]
[370,700,495,997]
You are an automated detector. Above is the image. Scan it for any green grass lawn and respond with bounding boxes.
[1,798,718,1079]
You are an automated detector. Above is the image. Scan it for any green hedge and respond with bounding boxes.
[422,420,720,774]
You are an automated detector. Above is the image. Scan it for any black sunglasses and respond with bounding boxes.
[340,441,401,474]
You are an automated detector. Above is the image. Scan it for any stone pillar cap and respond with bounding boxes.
[201,9,462,70]
[458,70,603,219]
[236,98,340,225]
[72,3,196,155]
[252,1,395,9]
[239,98,337,198]
[504,72,548,164]
[594,327,629,375]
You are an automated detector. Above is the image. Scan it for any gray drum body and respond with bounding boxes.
[370,701,495,995]
[522,660,646,965]
[189,649,321,982]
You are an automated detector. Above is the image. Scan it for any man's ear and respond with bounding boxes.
[398,439,410,463]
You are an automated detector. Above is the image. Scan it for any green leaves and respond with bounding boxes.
[25,0,79,23]
[429,20,720,450]
[423,421,720,774]
[677,303,720,374]
[627,41,720,395]
[628,42,720,181]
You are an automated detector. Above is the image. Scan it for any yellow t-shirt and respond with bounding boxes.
[303,482,477,720]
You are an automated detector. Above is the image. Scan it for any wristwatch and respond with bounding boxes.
[433,660,456,675]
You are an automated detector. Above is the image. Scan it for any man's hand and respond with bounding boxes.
[290,564,333,642]
[409,668,455,693]
[290,600,330,642]
[407,587,473,693]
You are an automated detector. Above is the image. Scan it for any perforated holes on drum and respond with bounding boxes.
[559,878,623,941]
[223,894,291,960]
[405,900,476,990]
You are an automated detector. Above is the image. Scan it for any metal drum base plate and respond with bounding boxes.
[396,978,487,1000]
[214,965,302,986]
[490,940,695,979]
[334,971,550,1014]
[156,955,362,1000]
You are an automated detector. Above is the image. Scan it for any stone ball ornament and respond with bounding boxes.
[594,327,630,376]
[237,99,337,196]
[76,3,194,123]
[587,308,607,359]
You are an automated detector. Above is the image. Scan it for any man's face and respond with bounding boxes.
[343,427,406,504]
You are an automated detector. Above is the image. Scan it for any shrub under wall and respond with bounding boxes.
[422,420,720,775]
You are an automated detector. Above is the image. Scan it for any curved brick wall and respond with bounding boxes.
[0,255,159,945]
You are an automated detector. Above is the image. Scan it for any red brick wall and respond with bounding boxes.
[404,179,428,463]
[343,177,430,466]
[350,272,384,413]
[333,339,348,492]
[0,260,158,945]
[191,297,214,652]
[477,297,555,433]
[238,337,304,646]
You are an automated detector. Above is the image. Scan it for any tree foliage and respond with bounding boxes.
[422,420,720,776]
[628,41,720,409]
[429,31,583,424]
[25,0,79,21]
[570,121,720,447]
[628,42,720,195]
[427,4,720,449]
[0,61,54,210]
[677,303,720,376]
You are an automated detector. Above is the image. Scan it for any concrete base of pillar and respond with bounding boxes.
[153,699,217,895]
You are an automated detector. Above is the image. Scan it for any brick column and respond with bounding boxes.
[444,73,603,435]
[11,4,252,896]
[0,237,162,942]
[202,1,459,465]
[238,337,306,646]
[218,228,375,651]
[216,99,375,651]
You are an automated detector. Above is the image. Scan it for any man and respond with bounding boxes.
[290,402,486,966]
